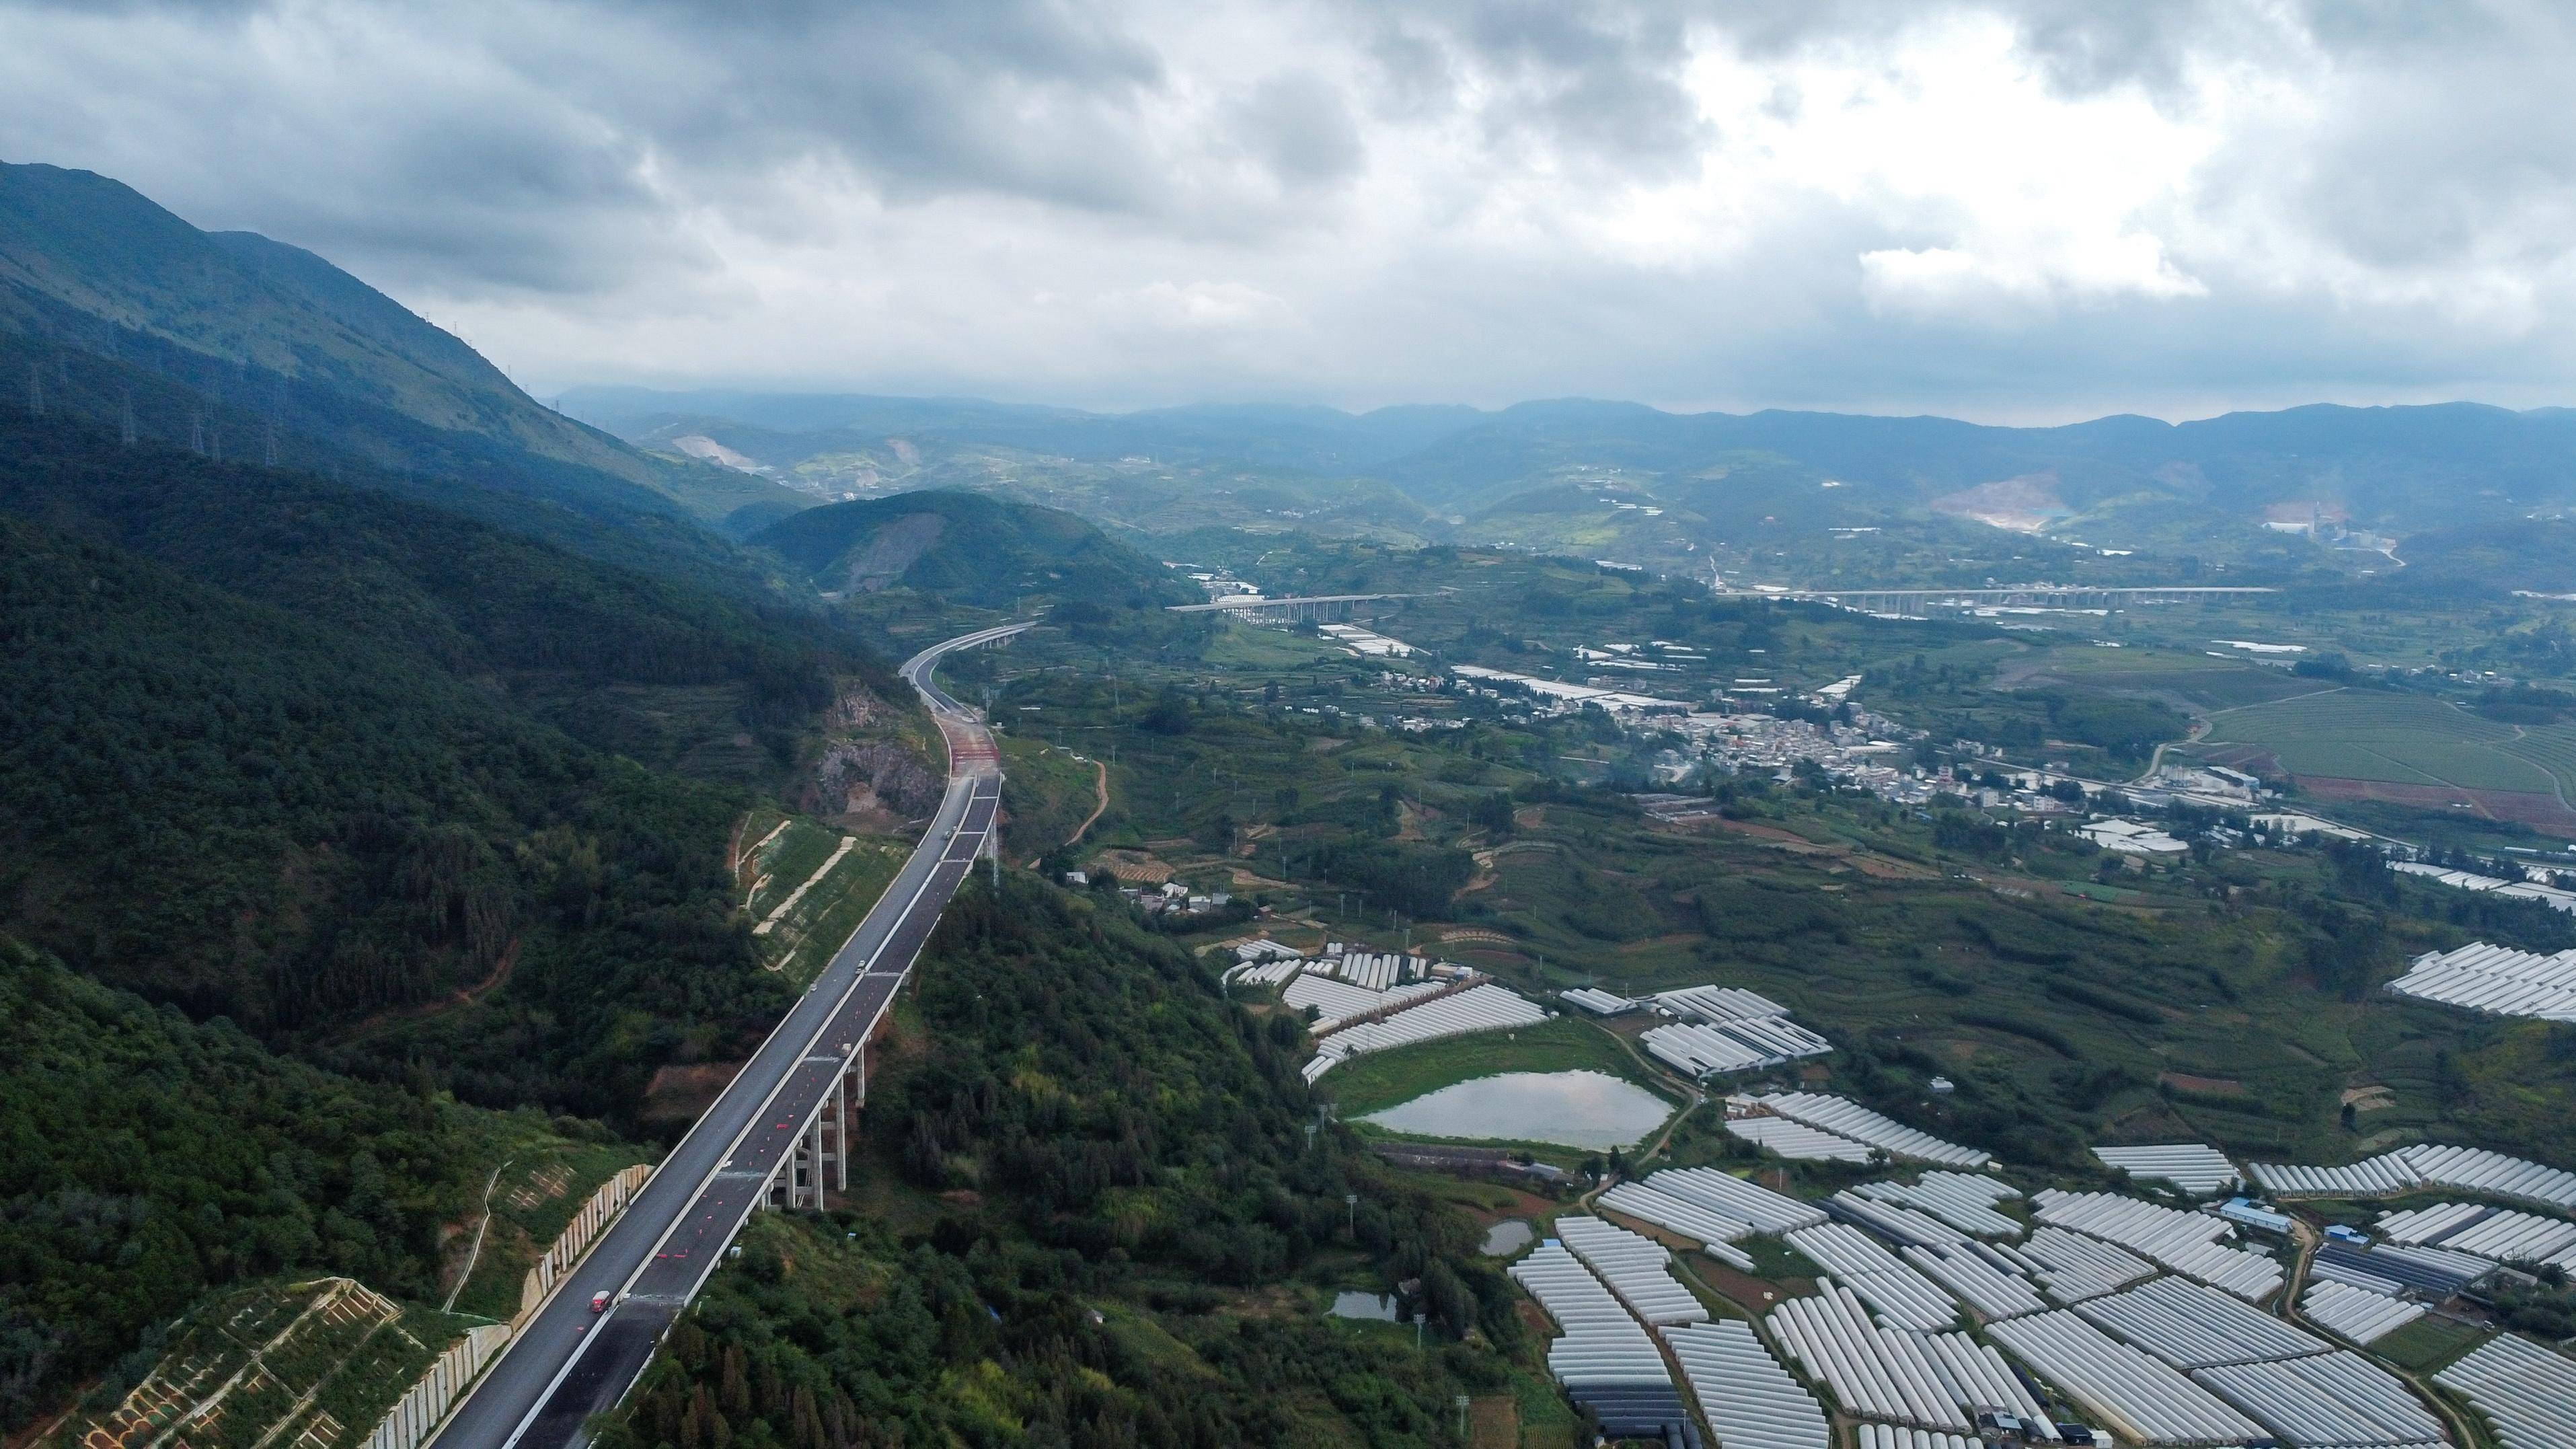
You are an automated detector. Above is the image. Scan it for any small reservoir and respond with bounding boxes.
[1328,1291,1400,1321]
[1360,1070,1673,1150]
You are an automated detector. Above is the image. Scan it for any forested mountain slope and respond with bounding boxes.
[0,323,798,597]
[0,939,488,1433]
[0,412,888,1114]
[599,873,1512,1449]
[0,161,810,534]
[753,488,1196,611]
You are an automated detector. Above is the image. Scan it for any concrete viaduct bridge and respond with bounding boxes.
[1717,584,2273,616]
[1166,591,1414,622]
[431,622,1029,1449]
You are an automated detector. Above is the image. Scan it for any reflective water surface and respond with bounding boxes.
[1360,1070,1673,1150]
[1480,1219,1533,1256]
[1328,1291,1400,1321]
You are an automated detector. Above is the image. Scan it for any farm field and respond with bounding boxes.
[2197,688,2573,796]
[1316,1014,1665,1117]
[45,1280,478,1449]
[977,585,2576,1169]
[2015,644,2328,710]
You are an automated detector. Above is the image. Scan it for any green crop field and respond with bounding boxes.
[2498,724,2576,794]
[2031,646,2325,709]
[2199,688,2563,793]
[1317,1015,1666,1117]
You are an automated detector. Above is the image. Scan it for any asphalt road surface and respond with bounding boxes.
[432,623,1027,1449]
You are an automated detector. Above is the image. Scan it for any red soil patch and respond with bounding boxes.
[2300,776,2576,834]
[2159,1071,2244,1095]
[1698,817,1820,846]
[641,1062,738,1126]
[338,936,520,1037]
[1848,852,1935,879]
[1692,1258,1811,1311]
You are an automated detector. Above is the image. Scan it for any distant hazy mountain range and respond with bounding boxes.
[11,153,2573,572]
[564,384,2576,556]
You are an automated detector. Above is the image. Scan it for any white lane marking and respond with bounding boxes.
[482,631,1013,1449]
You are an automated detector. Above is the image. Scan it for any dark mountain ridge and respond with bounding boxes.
[0,161,810,536]
[0,408,872,1115]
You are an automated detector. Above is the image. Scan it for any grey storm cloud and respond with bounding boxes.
[2,0,2575,418]
[1228,73,1365,187]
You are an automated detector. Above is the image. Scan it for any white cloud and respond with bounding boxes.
[1133,281,1299,330]
[4,0,2576,420]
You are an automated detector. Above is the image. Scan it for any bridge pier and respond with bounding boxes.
[833,1069,850,1193]
[758,1045,872,1214]
[805,1115,823,1208]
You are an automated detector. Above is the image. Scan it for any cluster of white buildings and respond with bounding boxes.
[2389,862,2576,915]
[2386,940,2576,1022]
[1283,700,1465,733]
[1653,707,1931,796]
[1573,639,1705,674]
[1102,878,1234,918]
[1449,663,1694,718]
[1732,1092,1994,1168]
[1564,985,1838,1081]
[1494,1117,2576,1447]
[1219,938,1548,1082]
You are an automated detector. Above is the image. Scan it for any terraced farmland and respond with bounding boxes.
[2199,689,2563,794]
[2499,724,2576,798]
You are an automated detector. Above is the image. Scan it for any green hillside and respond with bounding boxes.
[0,412,888,1113]
[2200,689,2560,791]
[0,938,478,1432]
[0,323,802,599]
[0,161,809,531]
[753,488,1197,611]
[599,873,1517,1449]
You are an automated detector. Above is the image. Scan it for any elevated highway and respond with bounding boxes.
[432,622,1029,1449]
[1166,591,1412,620]
[1715,584,2272,615]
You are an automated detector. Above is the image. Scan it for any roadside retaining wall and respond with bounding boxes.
[363,1324,511,1449]
[517,1164,655,1323]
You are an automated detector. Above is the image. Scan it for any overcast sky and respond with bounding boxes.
[6,0,2575,422]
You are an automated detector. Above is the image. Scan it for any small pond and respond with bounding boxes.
[1328,1291,1400,1321]
[1359,1070,1673,1150]
[1481,1219,1533,1257]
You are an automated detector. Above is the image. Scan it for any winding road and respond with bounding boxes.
[430,622,1028,1449]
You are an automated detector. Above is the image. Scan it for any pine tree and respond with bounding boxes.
[720,1344,752,1421]
[792,1385,825,1449]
